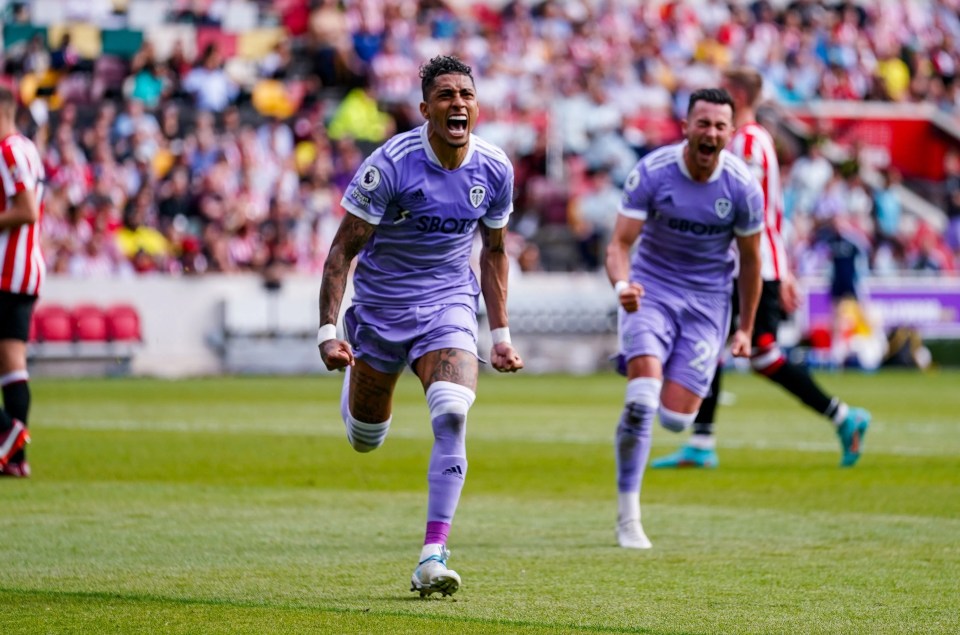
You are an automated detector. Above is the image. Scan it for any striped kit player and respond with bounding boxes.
[0,85,44,477]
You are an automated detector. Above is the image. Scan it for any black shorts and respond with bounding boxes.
[0,292,37,341]
[731,280,784,346]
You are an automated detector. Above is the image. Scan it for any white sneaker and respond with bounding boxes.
[410,545,461,597]
[616,518,652,549]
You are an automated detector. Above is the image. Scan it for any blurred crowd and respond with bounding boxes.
[2,0,960,280]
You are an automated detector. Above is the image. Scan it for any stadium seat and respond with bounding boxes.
[105,304,142,342]
[32,303,73,343]
[71,304,109,342]
[128,0,169,30]
[47,23,103,59]
[145,24,198,61]
[24,0,60,26]
[222,0,259,32]
[196,27,237,60]
[238,27,284,61]
[102,29,145,59]
[2,23,47,48]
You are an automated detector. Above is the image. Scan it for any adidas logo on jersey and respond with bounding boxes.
[411,188,426,201]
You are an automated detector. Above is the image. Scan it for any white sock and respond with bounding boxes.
[831,402,849,427]
[420,543,444,562]
[345,415,392,451]
[617,491,640,524]
[688,434,716,450]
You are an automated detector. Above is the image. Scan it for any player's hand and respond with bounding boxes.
[618,282,645,313]
[779,273,800,314]
[490,342,524,373]
[319,339,355,371]
[730,329,752,358]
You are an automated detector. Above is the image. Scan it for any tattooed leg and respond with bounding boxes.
[338,359,400,452]
[414,348,479,393]
[348,359,402,423]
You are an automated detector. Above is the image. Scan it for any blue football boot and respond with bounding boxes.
[651,443,719,469]
[838,407,871,467]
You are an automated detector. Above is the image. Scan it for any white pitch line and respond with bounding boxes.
[38,419,960,457]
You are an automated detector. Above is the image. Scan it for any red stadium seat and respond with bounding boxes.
[196,27,237,60]
[71,304,109,342]
[32,303,73,342]
[105,304,142,342]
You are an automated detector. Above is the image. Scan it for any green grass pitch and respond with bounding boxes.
[2,369,958,634]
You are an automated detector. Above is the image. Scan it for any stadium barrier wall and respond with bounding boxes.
[37,273,960,378]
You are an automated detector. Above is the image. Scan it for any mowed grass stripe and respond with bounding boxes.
[26,416,960,458]
[30,371,960,458]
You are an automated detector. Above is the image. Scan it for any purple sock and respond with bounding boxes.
[616,402,655,492]
[426,412,467,532]
[424,521,450,546]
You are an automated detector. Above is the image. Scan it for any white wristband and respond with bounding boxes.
[491,327,511,345]
[614,280,629,295]
[317,323,337,346]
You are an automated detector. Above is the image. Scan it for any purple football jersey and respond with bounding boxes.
[340,123,514,307]
[620,142,764,292]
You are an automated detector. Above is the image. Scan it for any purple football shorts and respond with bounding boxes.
[617,282,731,397]
[344,302,479,374]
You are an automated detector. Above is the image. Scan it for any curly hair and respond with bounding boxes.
[419,55,474,100]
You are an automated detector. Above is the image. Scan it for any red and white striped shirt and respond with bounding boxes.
[0,133,45,296]
[728,122,786,281]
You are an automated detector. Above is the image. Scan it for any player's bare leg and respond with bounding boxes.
[652,370,720,469]
[341,359,400,452]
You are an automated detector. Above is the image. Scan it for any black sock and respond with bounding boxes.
[765,362,834,416]
[3,379,29,463]
[693,366,722,436]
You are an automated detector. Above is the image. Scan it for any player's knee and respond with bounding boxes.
[658,405,696,433]
[426,381,475,438]
[623,377,661,428]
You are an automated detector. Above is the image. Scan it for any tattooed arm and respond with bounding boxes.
[479,224,523,373]
[318,214,375,370]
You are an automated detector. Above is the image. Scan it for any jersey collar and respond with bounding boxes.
[677,141,725,183]
[420,122,475,169]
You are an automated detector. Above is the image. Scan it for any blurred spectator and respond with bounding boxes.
[183,44,238,112]
[873,168,903,245]
[875,42,912,102]
[3,0,957,281]
[567,168,621,271]
[116,190,173,273]
[68,227,133,277]
[944,151,960,254]
[326,79,394,145]
[50,34,80,73]
[907,222,956,273]
[787,139,833,219]
[825,216,871,307]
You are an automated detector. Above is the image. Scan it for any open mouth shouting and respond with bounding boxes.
[447,114,469,139]
[697,141,718,162]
